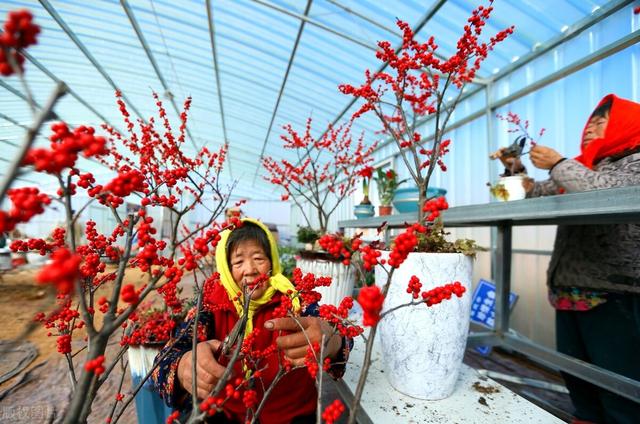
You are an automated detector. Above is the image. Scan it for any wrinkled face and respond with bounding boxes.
[582,113,609,147]
[229,239,271,299]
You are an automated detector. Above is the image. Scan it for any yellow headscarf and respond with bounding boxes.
[215,218,300,338]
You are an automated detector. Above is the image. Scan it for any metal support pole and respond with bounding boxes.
[494,224,512,336]
[503,332,640,403]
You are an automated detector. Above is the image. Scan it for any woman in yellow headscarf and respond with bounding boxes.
[153,219,349,424]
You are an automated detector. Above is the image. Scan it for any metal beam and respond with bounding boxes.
[0,171,40,186]
[251,0,376,51]
[205,0,233,180]
[0,112,29,130]
[325,0,400,37]
[488,0,632,83]
[251,0,313,186]
[120,0,199,152]
[0,79,44,111]
[369,0,632,157]
[503,332,640,403]
[323,0,450,64]
[0,138,19,149]
[19,50,120,130]
[38,0,146,122]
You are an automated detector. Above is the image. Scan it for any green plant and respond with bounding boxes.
[373,168,407,205]
[413,218,482,256]
[487,181,509,201]
[278,245,298,279]
[296,226,320,244]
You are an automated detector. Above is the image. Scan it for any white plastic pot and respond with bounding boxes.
[499,175,526,201]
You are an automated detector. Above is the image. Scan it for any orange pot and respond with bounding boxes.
[378,205,393,216]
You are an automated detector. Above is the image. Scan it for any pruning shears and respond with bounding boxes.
[215,310,249,362]
[501,135,527,158]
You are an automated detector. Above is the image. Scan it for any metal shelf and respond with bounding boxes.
[338,185,640,404]
[339,185,640,229]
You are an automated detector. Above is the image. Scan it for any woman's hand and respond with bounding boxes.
[490,147,524,173]
[177,340,225,400]
[530,145,564,170]
[265,317,342,366]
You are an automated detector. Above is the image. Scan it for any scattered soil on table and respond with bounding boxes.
[472,381,500,395]
[478,396,489,407]
[464,347,573,422]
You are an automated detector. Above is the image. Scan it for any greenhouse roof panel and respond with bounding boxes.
[0,0,620,199]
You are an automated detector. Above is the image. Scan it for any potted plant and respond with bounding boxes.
[296,225,320,251]
[262,118,376,234]
[373,168,406,215]
[488,112,543,201]
[339,4,513,402]
[263,119,376,304]
[353,167,375,218]
[122,305,185,424]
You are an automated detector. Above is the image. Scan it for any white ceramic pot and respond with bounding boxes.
[296,258,355,305]
[0,251,11,270]
[499,175,526,201]
[374,252,473,400]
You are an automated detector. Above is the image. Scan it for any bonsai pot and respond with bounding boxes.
[378,205,393,216]
[354,203,375,219]
[496,175,526,201]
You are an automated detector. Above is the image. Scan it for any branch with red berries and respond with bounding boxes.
[262,118,376,234]
[339,1,514,220]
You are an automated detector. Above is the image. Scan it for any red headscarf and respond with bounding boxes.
[574,94,640,169]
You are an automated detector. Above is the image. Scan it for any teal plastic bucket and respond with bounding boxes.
[392,187,447,213]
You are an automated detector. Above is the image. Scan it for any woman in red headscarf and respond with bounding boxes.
[498,94,640,424]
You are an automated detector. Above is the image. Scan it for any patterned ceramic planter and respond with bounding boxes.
[354,203,375,219]
[374,251,472,400]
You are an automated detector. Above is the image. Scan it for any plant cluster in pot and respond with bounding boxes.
[339,3,513,400]
[488,112,544,201]
[262,119,377,305]
[373,168,406,216]
[122,304,186,423]
[353,167,375,219]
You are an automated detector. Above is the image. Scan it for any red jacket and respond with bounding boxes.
[202,283,317,423]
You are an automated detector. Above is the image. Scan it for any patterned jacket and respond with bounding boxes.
[528,151,640,293]
[151,281,352,423]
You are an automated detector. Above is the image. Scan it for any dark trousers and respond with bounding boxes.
[556,293,640,424]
